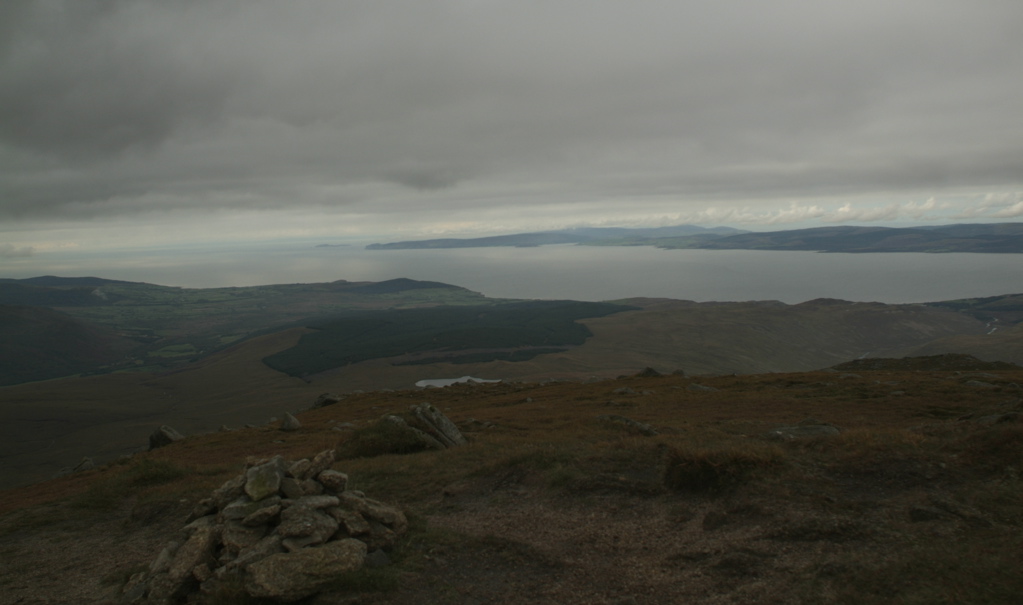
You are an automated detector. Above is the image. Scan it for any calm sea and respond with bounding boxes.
[5,242,1023,304]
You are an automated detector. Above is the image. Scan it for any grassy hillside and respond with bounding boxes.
[0,305,139,386]
[1,357,1020,603]
[0,277,492,384]
[3,294,1018,490]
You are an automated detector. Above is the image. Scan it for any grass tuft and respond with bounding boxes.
[337,419,434,459]
[70,458,192,511]
[663,440,785,492]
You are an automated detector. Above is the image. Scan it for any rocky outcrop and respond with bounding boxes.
[121,451,406,604]
[409,402,467,448]
[149,426,185,450]
[313,393,344,408]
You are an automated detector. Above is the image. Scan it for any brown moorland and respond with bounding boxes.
[1,355,1021,604]
[5,296,1022,490]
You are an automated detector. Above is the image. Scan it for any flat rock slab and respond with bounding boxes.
[245,538,367,601]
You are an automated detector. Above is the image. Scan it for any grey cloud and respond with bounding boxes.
[0,243,34,257]
[1,1,1022,223]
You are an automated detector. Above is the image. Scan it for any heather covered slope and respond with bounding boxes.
[0,276,491,385]
[1,294,1017,490]
[1,358,1020,604]
[0,305,138,386]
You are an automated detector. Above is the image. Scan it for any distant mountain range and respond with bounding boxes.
[366,225,746,249]
[367,223,1023,253]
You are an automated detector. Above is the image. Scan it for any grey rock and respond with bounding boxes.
[292,495,341,510]
[364,549,392,568]
[300,478,325,496]
[313,393,343,408]
[279,476,305,500]
[222,496,282,522]
[148,425,185,450]
[764,424,841,440]
[965,380,996,388]
[277,506,339,546]
[362,520,398,551]
[210,474,246,509]
[409,402,467,448]
[317,470,348,493]
[223,521,268,553]
[182,514,218,535]
[227,534,284,571]
[244,539,367,601]
[976,412,1020,425]
[687,384,718,392]
[149,542,181,574]
[306,449,336,480]
[145,526,219,603]
[328,508,371,536]
[280,412,302,431]
[245,456,287,501]
[242,504,281,527]
[186,499,216,523]
[73,456,95,472]
[383,415,445,450]
[120,573,148,605]
[282,535,327,552]
[338,492,407,533]
[288,459,312,479]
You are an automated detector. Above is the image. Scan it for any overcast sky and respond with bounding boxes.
[2,0,1022,256]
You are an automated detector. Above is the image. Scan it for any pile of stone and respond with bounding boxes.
[122,449,407,604]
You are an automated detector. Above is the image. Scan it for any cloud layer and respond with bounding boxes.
[2,1,1022,243]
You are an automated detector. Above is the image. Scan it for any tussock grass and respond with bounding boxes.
[663,440,786,492]
[337,418,435,459]
[70,458,192,511]
[817,530,1023,605]
[955,424,1023,472]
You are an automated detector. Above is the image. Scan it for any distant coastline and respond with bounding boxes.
[367,222,1023,254]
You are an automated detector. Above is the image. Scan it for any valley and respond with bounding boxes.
[1,275,1021,489]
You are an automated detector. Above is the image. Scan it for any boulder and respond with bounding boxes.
[280,412,302,431]
[409,402,467,448]
[245,456,288,501]
[149,425,185,450]
[317,470,348,493]
[687,384,718,392]
[313,393,343,408]
[383,415,446,450]
[244,539,367,601]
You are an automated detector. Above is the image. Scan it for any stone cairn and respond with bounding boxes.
[121,449,407,604]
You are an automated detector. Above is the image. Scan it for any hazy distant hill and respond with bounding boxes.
[654,223,1023,253]
[366,224,745,249]
[366,223,1023,253]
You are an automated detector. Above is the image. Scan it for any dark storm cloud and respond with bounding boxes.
[1,1,1022,223]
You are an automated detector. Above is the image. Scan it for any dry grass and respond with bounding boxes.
[663,439,786,492]
[1,364,1022,603]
